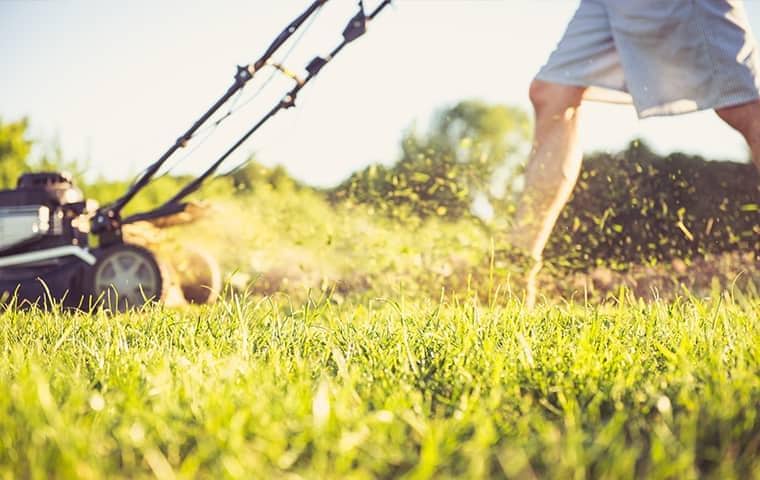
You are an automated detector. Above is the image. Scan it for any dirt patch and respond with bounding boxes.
[544,251,759,302]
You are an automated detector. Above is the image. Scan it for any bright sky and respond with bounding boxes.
[2,0,759,187]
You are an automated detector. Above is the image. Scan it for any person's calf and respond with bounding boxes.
[510,81,586,259]
[502,80,587,307]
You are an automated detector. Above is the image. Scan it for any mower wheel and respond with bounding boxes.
[175,245,222,304]
[87,244,164,311]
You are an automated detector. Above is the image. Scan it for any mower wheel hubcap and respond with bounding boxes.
[93,249,160,308]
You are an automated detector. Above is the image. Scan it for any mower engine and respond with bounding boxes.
[0,172,163,309]
[0,173,88,249]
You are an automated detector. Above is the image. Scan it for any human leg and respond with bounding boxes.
[509,79,587,260]
[510,0,619,307]
[715,100,760,173]
[505,79,586,307]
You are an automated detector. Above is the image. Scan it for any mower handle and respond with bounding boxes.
[93,0,330,236]
[121,0,393,225]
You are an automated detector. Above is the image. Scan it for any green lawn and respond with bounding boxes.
[1,291,758,479]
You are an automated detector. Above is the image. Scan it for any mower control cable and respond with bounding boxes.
[156,0,392,209]
[156,3,326,181]
[121,0,392,225]
[155,57,308,181]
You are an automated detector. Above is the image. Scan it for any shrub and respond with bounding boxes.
[546,141,759,269]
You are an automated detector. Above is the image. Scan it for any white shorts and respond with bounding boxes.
[536,0,760,118]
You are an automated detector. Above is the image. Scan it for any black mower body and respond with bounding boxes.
[0,258,89,308]
[0,173,108,307]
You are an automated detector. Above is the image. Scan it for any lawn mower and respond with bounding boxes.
[0,0,392,310]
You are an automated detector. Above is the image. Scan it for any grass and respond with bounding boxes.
[2,187,758,478]
[1,289,759,479]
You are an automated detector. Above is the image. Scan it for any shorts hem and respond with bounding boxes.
[534,72,625,95]
[535,74,760,119]
[533,72,634,107]
[638,92,760,118]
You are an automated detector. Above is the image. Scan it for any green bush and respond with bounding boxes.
[546,141,759,269]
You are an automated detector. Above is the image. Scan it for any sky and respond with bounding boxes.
[2,0,760,187]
